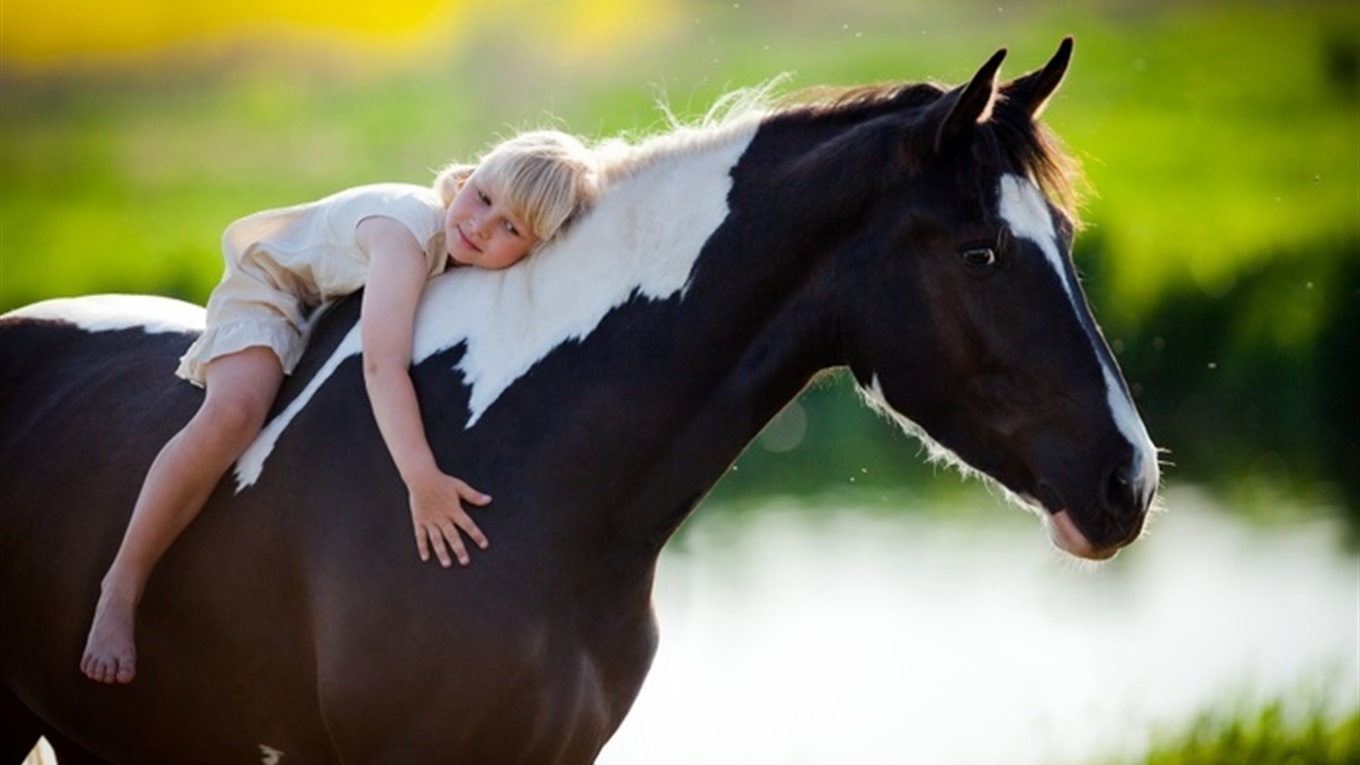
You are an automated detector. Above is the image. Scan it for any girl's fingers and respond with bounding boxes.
[411,485,491,566]
[429,524,455,568]
[455,513,489,550]
[453,479,492,506]
[439,521,469,566]
[415,526,431,562]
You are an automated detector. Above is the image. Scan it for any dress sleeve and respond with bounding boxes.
[352,187,448,277]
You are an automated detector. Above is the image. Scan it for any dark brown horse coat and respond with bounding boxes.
[1,40,1157,764]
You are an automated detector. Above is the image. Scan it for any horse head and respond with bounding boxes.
[832,39,1159,559]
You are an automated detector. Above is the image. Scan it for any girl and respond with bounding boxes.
[81,130,601,684]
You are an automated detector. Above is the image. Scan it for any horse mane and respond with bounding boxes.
[783,80,1085,221]
[588,77,1084,222]
[590,80,782,188]
[779,82,948,119]
[788,81,1084,219]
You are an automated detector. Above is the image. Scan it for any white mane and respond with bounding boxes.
[234,111,764,490]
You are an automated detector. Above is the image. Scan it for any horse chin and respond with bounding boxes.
[1046,510,1119,561]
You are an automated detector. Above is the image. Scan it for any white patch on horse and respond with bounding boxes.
[998,175,1076,304]
[258,744,284,764]
[997,174,1159,496]
[233,124,760,490]
[3,294,205,334]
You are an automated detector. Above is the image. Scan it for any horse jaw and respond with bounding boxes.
[860,375,1131,563]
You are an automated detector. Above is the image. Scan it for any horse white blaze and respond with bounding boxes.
[997,174,1160,505]
[858,176,1161,545]
[232,125,760,489]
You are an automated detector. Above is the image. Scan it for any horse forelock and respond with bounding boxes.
[982,97,1084,223]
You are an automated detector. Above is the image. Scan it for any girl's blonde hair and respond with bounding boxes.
[434,130,600,245]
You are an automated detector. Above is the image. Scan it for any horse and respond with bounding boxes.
[0,39,1158,764]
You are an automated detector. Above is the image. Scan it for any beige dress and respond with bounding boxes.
[176,183,450,386]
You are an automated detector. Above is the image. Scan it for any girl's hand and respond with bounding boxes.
[356,220,491,568]
[407,472,491,567]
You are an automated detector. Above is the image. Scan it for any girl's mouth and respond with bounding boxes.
[457,226,482,253]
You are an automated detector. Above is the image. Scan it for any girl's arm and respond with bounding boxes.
[357,216,490,568]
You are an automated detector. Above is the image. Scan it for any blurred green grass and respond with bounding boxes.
[3,0,1354,313]
[1094,696,1360,765]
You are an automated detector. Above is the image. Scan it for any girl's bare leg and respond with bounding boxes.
[80,347,284,684]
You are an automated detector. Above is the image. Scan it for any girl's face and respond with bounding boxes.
[444,175,539,270]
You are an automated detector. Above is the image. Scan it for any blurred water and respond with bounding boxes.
[21,487,1355,765]
[599,486,1358,765]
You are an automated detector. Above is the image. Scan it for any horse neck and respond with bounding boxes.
[607,285,835,555]
[424,114,875,565]
[573,122,882,558]
[414,112,861,429]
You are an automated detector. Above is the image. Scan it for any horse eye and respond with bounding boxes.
[961,247,997,268]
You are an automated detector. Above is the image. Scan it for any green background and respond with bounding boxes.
[3,0,1357,522]
[3,1,1358,759]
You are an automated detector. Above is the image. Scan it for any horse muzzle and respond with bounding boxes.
[1035,446,1158,561]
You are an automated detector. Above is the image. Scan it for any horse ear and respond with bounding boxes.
[933,48,1006,154]
[1003,36,1074,119]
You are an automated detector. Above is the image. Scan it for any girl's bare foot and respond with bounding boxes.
[80,585,137,684]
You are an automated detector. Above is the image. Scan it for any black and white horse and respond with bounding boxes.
[1,40,1158,764]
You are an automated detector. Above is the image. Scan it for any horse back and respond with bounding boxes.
[0,300,330,760]
[1,297,202,521]
[0,297,643,762]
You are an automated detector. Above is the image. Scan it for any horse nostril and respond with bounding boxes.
[1103,461,1134,517]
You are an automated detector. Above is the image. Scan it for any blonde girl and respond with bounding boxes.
[81,131,601,684]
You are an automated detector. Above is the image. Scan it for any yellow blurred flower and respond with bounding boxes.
[1,0,678,66]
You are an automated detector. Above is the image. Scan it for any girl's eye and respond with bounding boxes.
[503,221,521,237]
[477,188,491,204]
